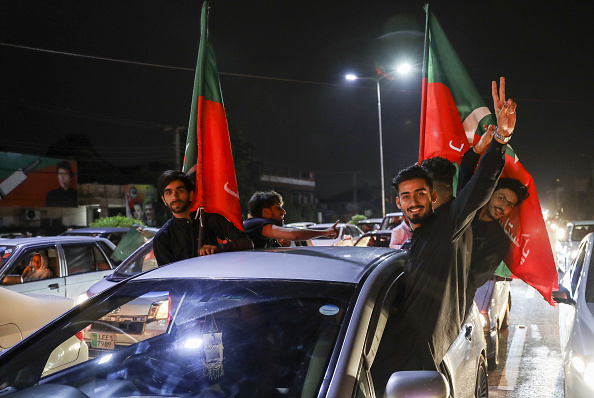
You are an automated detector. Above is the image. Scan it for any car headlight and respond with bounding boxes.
[569,350,594,388]
[75,292,90,306]
[148,301,168,321]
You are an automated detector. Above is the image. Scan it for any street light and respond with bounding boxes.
[346,64,411,217]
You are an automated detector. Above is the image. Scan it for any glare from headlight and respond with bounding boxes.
[184,338,203,349]
[479,313,488,328]
[98,354,113,365]
[571,351,586,373]
[571,250,579,259]
[75,292,90,306]
[584,364,594,388]
[556,229,566,240]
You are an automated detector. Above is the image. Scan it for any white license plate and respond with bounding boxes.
[91,332,115,350]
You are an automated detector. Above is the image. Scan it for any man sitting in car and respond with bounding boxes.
[153,170,253,266]
[244,190,338,248]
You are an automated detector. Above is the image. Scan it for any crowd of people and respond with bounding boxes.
[146,77,525,385]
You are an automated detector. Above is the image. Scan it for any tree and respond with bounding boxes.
[90,215,145,228]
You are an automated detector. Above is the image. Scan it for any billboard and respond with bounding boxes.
[124,184,159,227]
[0,152,78,208]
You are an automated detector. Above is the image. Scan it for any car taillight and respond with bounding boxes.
[148,301,168,320]
[75,330,84,342]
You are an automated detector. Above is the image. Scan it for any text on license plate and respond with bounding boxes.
[91,332,115,350]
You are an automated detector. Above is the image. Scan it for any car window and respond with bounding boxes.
[584,248,594,304]
[62,244,110,275]
[0,279,354,397]
[572,225,592,242]
[570,242,588,296]
[2,246,59,285]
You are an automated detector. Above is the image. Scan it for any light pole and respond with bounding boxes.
[346,65,410,217]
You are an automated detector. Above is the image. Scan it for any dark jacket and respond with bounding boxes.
[372,139,506,383]
[153,212,248,266]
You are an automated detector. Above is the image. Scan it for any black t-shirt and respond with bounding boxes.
[153,212,248,266]
[243,218,281,249]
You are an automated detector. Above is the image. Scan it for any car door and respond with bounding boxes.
[558,239,588,350]
[60,242,114,299]
[2,244,66,296]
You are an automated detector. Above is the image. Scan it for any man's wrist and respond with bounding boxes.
[493,127,511,143]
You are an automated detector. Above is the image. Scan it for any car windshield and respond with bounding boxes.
[572,225,593,242]
[0,245,16,268]
[110,228,157,266]
[108,240,157,281]
[0,278,353,397]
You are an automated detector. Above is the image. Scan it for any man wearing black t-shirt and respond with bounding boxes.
[244,191,337,248]
[153,170,253,266]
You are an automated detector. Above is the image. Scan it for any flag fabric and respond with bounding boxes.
[183,1,243,232]
[420,6,558,305]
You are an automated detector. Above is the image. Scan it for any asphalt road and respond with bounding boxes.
[487,280,564,397]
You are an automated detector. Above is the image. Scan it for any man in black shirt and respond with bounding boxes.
[153,170,253,266]
[372,96,516,388]
[244,191,337,248]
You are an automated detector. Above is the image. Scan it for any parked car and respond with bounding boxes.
[0,247,487,398]
[0,236,116,299]
[60,227,131,246]
[554,232,594,397]
[356,218,383,233]
[474,276,511,370]
[555,220,594,275]
[308,223,363,246]
[380,212,404,230]
[0,289,88,376]
[354,230,392,248]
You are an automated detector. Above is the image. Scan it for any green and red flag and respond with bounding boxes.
[420,6,558,304]
[183,1,243,232]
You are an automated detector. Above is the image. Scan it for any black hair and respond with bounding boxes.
[495,178,529,207]
[157,170,195,197]
[420,157,456,185]
[248,191,283,218]
[392,165,433,196]
[56,160,73,175]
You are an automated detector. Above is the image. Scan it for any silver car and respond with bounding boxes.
[554,232,594,397]
[474,276,511,370]
[0,247,487,398]
[555,220,594,275]
[0,236,116,299]
[308,223,363,246]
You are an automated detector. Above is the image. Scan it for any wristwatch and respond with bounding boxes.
[493,128,511,143]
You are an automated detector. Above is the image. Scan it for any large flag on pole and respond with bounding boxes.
[420,5,558,305]
[183,1,243,232]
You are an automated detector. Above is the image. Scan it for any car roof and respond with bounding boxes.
[61,227,130,234]
[384,212,403,217]
[568,221,594,227]
[0,236,115,247]
[134,247,400,284]
[311,223,351,228]
[357,218,383,224]
[361,229,392,236]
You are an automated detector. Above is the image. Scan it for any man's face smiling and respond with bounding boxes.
[162,180,194,217]
[480,188,518,222]
[395,178,437,229]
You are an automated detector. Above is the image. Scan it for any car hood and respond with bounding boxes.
[86,276,118,298]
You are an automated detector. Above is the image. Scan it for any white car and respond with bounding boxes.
[308,223,363,246]
[0,247,487,397]
[555,220,594,275]
[0,289,88,375]
[0,236,116,299]
[554,232,594,397]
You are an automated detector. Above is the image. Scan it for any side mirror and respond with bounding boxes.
[552,289,575,306]
[385,371,449,398]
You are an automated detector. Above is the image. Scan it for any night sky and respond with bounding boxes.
[1,1,593,211]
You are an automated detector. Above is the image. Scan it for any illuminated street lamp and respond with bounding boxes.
[346,64,411,217]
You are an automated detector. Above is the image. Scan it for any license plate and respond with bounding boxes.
[91,332,115,350]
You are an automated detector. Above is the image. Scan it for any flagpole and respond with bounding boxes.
[419,3,430,162]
